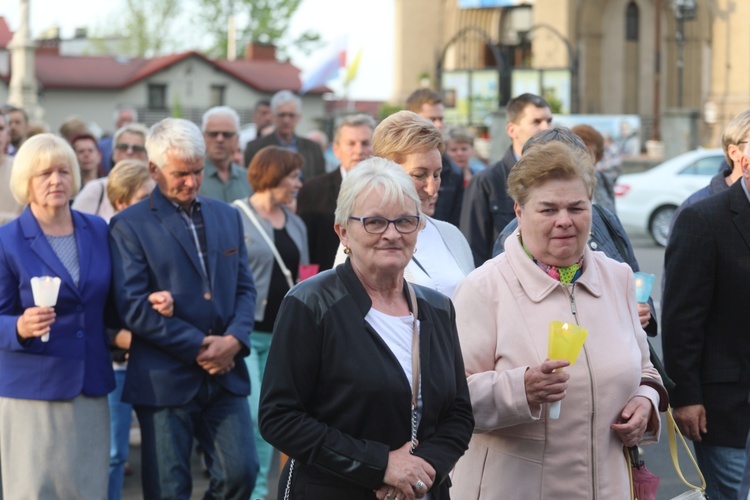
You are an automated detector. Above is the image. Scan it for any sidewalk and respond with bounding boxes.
[122,445,280,499]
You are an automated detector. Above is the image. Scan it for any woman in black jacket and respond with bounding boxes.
[259,158,474,500]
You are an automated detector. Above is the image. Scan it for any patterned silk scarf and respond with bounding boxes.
[522,240,584,285]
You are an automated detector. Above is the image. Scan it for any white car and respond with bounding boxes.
[614,148,726,246]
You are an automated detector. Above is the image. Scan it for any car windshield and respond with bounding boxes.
[678,155,725,176]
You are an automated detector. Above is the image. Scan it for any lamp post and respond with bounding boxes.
[672,0,696,108]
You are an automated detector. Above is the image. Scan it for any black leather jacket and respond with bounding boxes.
[259,259,474,499]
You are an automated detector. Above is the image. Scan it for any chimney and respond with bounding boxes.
[244,42,276,62]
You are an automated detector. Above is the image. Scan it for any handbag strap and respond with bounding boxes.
[233,199,294,289]
[406,282,421,454]
[283,458,295,500]
[666,406,707,492]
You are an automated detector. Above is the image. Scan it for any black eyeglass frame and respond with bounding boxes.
[348,215,421,234]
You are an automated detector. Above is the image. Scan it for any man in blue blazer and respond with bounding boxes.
[109,118,258,499]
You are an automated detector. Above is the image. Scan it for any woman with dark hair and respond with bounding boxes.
[232,145,309,500]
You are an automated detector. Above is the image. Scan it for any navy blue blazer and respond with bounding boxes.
[109,188,256,407]
[0,207,115,400]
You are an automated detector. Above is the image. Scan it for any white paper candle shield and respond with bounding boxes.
[30,276,61,342]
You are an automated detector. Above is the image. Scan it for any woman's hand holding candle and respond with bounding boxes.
[16,306,56,341]
[524,359,570,413]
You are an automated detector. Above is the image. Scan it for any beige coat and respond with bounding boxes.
[450,234,661,500]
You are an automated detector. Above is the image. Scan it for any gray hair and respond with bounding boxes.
[146,118,206,170]
[444,126,475,146]
[333,114,377,144]
[335,157,422,228]
[201,106,241,132]
[522,127,587,155]
[113,106,138,124]
[113,123,150,145]
[10,133,81,205]
[270,90,302,114]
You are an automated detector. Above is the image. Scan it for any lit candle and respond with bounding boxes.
[548,321,588,419]
[30,276,61,342]
[633,272,655,303]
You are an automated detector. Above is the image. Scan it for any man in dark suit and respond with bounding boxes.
[460,93,552,266]
[109,118,258,499]
[297,114,375,271]
[405,88,464,227]
[244,90,326,181]
[662,114,750,500]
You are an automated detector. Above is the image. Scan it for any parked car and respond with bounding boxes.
[615,148,725,246]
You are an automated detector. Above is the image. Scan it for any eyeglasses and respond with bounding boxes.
[276,112,298,120]
[348,215,421,234]
[205,131,237,139]
[115,143,147,153]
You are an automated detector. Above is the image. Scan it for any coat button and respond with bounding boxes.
[76,305,84,312]
[203,292,212,301]
[76,331,83,339]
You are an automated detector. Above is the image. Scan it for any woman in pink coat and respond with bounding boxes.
[450,141,667,499]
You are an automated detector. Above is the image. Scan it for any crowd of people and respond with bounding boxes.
[0,86,747,500]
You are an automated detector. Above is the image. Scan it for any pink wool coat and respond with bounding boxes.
[450,234,661,500]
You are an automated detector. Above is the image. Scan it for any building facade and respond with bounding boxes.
[394,0,750,150]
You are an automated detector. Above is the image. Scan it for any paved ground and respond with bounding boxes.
[122,442,280,499]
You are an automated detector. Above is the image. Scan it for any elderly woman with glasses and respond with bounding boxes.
[334,111,474,299]
[259,158,474,500]
[72,123,150,222]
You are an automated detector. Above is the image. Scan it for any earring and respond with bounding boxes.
[343,246,351,255]
[413,247,417,254]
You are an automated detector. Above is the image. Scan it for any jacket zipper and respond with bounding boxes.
[563,283,597,498]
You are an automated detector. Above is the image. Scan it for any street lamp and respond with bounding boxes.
[672,0,696,108]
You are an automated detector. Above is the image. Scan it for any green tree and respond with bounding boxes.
[90,0,183,57]
[195,0,321,59]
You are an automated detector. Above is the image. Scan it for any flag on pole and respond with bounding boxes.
[299,36,347,95]
[343,49,363,86]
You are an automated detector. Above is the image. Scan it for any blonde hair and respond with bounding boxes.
[372,111,445,164]
[721,109,750,170]
[107,159,151,209]
[10,133,81,205]
[508,141,596,207]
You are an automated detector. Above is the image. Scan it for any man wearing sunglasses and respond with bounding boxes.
[244,90,326,181]
[199,106,252,203]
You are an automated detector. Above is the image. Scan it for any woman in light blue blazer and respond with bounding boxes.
[0,134,115,498]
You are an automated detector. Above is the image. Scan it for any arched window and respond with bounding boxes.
[626,1,639,41]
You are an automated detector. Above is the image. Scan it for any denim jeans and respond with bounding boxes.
[693,441,744,500]
[135,377,258,500]
[108,369,132,500]
[246,332,273,500]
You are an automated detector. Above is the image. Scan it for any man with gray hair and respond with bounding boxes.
[109,117,259,499]
[297,113,375,270]
[199,106,252,203]
[244,90,326,180]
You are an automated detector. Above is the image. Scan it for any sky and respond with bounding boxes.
[2,0,396,101]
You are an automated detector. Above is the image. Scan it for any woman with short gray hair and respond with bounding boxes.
[260,157,473,500]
